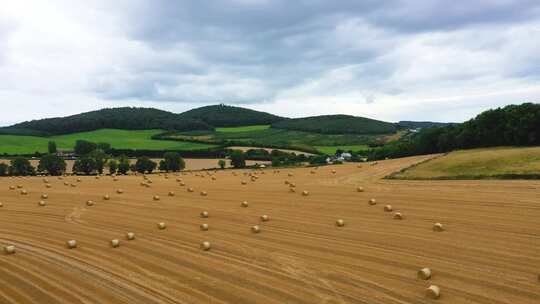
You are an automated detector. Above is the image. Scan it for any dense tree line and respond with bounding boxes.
[2,107,213,136]
[368,103,540,159]
[271,115,396,135]
[179,104,284,127]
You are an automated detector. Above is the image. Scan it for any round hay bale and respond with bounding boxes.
[289,188,296,193]
[331,169,336,174]
[302,190,309,196]
[425,285,440,299]
[393,212,404,220]
[116,189,124,194]
[251,225,261,233]
[110,239,120,248]
[9,186,15,190]
[38,200,47,207]
[241,180,247,185]
[41,194,48,199]
[368,198,377,205]
[70,183,76,188]
[77,178,82,182]
[46,184,52,188]
[153,195,160,201]
[43,178,49,183]
[66,240,77,249]
[289,183,296,188]
[200,211,209,218]
[200,191,208,196]
[157,222,167,230]
[241,201,249,208]
[288,173,293,177]
[357,186,364,192]
[384,205,393,212]
[310,170,315,174]
[336,219,345,227]
[200,223,209,231]
[103,195,110,200]
[126,232,135,240]
[200,241,211,251]
[168,191,175,197]
[179,182,186,186]
[0,202,3,207]
[4,245,16,254]
[260,215,269,222]
[20,189,28,195]
[212,176,216,181]
[417,268,432,280]
[187,187,195,193]
[86,200,94,206]
[113,177,119,182]
[17,184,23,189]
[95,176,100,179]
[64,182,69,186]
[433,223,444,232]
[284,180,289,185]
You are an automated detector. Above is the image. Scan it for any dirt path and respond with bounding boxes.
[0,156,538,303]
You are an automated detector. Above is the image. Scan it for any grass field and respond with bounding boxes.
[215,125,270,133]
[315,145,369,155]
[0,129,217,155]
[389,146,540,179]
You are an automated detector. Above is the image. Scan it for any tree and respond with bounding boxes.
[160,152,185,172]
[218,159,226,169]
[0,163,8,176]
[9,157,35,176]
[38,154,66,176]
[74,140,97,155]
[108,159,118,175]
[117,156,130,175]
[73,156,96,175]
[48,141,57,154]
[135,156,157,174]
[230,151,246,168]
[89,150,107,174]
[97,142,111,152]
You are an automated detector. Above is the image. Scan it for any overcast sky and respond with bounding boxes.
[1,0,539,126]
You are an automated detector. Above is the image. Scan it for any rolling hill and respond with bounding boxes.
[272,114,397,135]
[177,104,285,127]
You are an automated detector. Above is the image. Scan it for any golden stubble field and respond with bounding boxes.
[0,155,539,304]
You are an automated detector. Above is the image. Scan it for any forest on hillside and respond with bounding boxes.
[271,115,397,135]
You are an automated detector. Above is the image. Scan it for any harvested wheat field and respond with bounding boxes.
[0,155,539,303]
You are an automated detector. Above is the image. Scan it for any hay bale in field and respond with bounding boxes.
[200,223,209,231]
[157,222,167,230]
[38,200,47,206]
[425,285,440,299]
[393,212,404,220]
[20,189,28,195]
[179,181,186,186]
[332,169,336,174]
[251,225,261,233]
[289,188,296,193]
[212,176,216,181]
[200,241,211,251]
[66,240,77,249]
[336,219,345,227]
[384,205,393,212]
[417,268,432,280]
[4,245,15,254]
[260,215,269,222]
[64,182,69,186]
[288,173,293,177]
[9,186,15,190]
[188,187,195,193]
[17,184,23,189]
[200,211,209,218]
[77,178,82,182]
[241,201,249,208]
[46,184,52,188]
[86,200,94,206]
[289,183,296,188]
[70,183,76,188]
[241,180,247,185]
[310,170,316,174]
[111,239,120,248]
[369,198,376,205]
[116,189,124,194]
[43,178,49,183]
[95,176,100,179]
[433,223,444,231]
[302,190,309,196]
[126,232,135,240]
[153,195,160,201]
[357,186,364,192]
[0,202,3,207]
[168,191,175,197]
[103,195,110,200]
[200,191,208,196]
[41,194,48,199]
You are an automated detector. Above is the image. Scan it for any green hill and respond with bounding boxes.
[271,114,396,135]
[178,104,285,127]
[2,107,212,136]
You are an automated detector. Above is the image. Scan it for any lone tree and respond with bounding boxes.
[108,159,118,175]
[9,157,35,176]
[0,163,8,176]
[160,152,185,172]
[38,154,66,176]
[136,156,157,174]
[117,156,130,175]
[48,141,57,154]
[218,159,226,169]
[230,151,246,168]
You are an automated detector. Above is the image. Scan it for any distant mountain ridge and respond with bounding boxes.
[0,104,450,136]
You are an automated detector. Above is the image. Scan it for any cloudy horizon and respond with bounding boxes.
[1,0,539,126]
